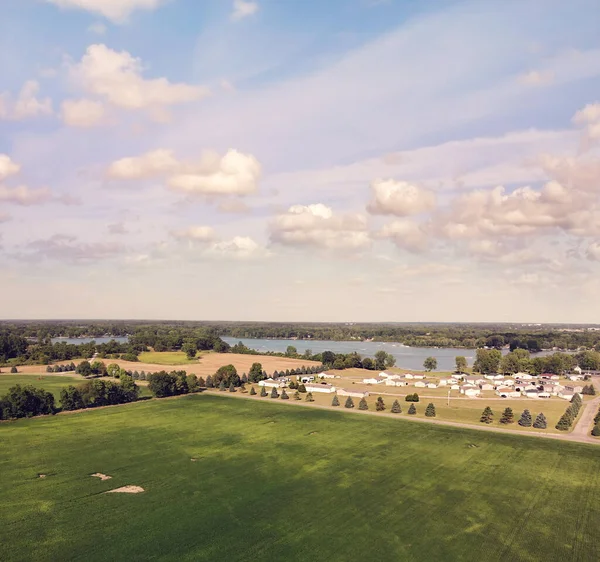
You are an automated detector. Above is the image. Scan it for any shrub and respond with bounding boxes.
[305,392,314,402]
[270,387,279,399]
[499,407,514,424]
[358,398,368,411]
[425,403,436,417]
[298,383,307,393]
[376,397,385,411]
[518,409,532,427]
[10,366,18,374]
[592,424,600,437]
[345,397,354,408]
[260,386,267,397]
[405,393,419,402]
[281,389,289,400]
[60,386,85,411]
[408,404,416,415]
[332,394,340,407]
[480,406,494,424]
[391,399,401,414]
[250,386,257,395]
[533,412,547,429]
[206,375,214,388]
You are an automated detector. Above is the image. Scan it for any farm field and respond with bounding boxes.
[1,394,599,561]
[0,374,84,399]
[138,351,203,365]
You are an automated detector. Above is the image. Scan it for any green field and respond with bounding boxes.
[0,375,83,399]
[1,395,600,561]
[138,351,201,365]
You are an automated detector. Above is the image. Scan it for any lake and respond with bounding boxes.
[51,337,129,345]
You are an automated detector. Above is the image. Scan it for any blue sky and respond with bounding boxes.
[1,0,600,322]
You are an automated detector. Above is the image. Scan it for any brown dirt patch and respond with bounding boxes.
[91,472,112,481]
[38,474,46,479]
[105,485,144,494]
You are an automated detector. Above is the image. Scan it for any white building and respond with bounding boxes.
[414,381,427,388]
[363,376,386,385]
[305,383,336,394]
[337,388,369,398]
[427,383,438,389]
[463,388,481,397]
[259,379,286,388]
[479,383,494,391]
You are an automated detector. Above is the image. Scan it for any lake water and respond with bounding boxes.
[222,337,477,371]
[51,337,129,345]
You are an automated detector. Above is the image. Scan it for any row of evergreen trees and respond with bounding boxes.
[581,384,596,396]
[480,406,547,428]
[556,393,582,431]
[46,362,77,373]
[592,404,600,436]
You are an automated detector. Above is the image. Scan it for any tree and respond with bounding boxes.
[260,386,267,397]
[518,409,532,427]
[423,357,437,371]
[322,351,335,365]
[376,397,385,411]
[305,392,314,402]
[358,397,368,410]
[298,383,307,393]
[425,403,436,417]
[281,389,289,400]
[500,349,531,375]
[405,393,419,402]
[249,386,256,395]
[76,361,91,377]
[270,387,279,399]
[362,357,374,370]
[480,406,494,424]
[408,404,417,415]
[556,413,572,431]
[294,391,301,400]
[374,350,388,371]
[198,376,206,387]
[455,356,468,373]
[219,380,226,392]
[533,412,547,429]
[60,386,85,411]
[592,424,600,437]
[10,366,18,374]
[148,372,178,398]
[182,342,197,360]
[344,397,354,408]
[473,349,502,374]
[248,362,264,383]
[384,354,396,368]
[571,393,583,406]
[107,363,121,378]
[286,345,297,357]
[206,375,214,388]
[391,399,401,413]
[229,383,236,392]
[214,364,240,388]
[332,394,340,406]
[499,407,514,424]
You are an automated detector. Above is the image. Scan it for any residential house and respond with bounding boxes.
[524,389,541,398]
[320,372,338,379]
[479,383,495,391]
[538,392,551,398]
[362,376,386,385]
[300,375,315,383]
[463,388,481,397]
[414,381,427,388]
[426,383,438,389]
[496,387,520,398]
[514,372,533,380]
[565,385,584,394]
[451,384,460,390]
[413,374,425,380]
[337,388,369,398]
[259,379,286,388]
[568,375,585,382]
[558,390,574,400]
[404,374,415,379]
[304,383,336,394]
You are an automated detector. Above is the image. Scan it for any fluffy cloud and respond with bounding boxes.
[0,81,53,121]
[0,185,53,206]
[209,236,267,259]
[231,0,259,21]
[573,102,600,142]
[46,0,166,23]
[378,220,428,253]
[171,226,216,242]
[0,155,20,181]
[71,44,209,114]
[271,204,370,250]
[61,98,107,127]
[108,148,261,196]
[367,179,436,216]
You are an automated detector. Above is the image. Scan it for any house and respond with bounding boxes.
[320,372,338,379]
[451,384,460,390]
[300,375,315,383]
[524,390,540,398]
[385,378,402,386]
[574,366,583,375]
[514,372,532,380]
[565,385,583,394]
[463,388,481,397]
[550,375,560,381]
[568,375,585,382]
[538,392,551,398]
[304,383,336,394]
[426,383,438,389]
[464,376,485,385]
[493,374,505,381]
[460,384,478,395]
[362,376,386,385]
[480,383,494,391]
[379,371,398,379]
[413,374,425,380]
[558,390,574,400]
[414,381,427,388]
[259,379,286,388]
[337,388,369,398]
[451,374,463,380]
[501,379,515,386]
[404,373,415,379]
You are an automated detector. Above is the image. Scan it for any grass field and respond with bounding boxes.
[138,351,202,365]
[0,374,84,399]
[1,394,600,561]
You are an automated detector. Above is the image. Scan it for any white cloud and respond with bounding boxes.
[71,44,209,114]
[586,241,600,262]
[0,185,54,206]
[108,149,180,179]
[0,155,21,181]
[171,226,216,242]
[61,98,107,127]
[367,179,436,216]
[573,102,600,142]
[0,81,53,121]
[20,234,123,263]
[88,22,107,35]
[518,70,554,86]
[46,0,166,23]
[271,204,370,250]
[231,0,259,21]
[378,219,428,253]
[209,236,267,259]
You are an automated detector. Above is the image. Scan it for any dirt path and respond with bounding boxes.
[571,396,600,440]
[203,390,600,447]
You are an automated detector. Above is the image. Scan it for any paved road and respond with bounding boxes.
[571,395,600,441]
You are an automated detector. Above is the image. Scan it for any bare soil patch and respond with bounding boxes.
[91,473,112,481]
[38,474,46,479]
[105,485,144,494]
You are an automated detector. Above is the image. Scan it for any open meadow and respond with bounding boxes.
[1,394,600,561]
[0,374,84,399]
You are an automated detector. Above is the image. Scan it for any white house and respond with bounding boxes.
[568,375,585,382]
[550,375,560,381]
[404,373,415,379]
[362,376,386,385]
[379,371,398,379]
[438,379,448,386]
[300,375,315,383]
[451,374,463,380]
[573,366,583,375]
[451,384,460,390]
[415,381,427,388]
[413,374,425,380]
[516,373,533,380]
[427,383,438,389]
[320,372,338,379]
[480,383,495,391]
[337,388,369,398]
[259,379,286,388]
[558,390,574,400]
[538,392,551,398]
[463,388,481,397]
[496,387,520,398]
[305,383,336,394]
[524,390,540,398]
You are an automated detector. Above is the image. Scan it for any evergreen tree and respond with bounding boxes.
[425,403,436,417]
[376,397,385,411]
[271,387,279,398]
[332,394,340,406]
[590,385,597,396]
[518,409,532,427]
[289,381,297,390]
[592,424,600,437]
[571,393,582,407]
[345,397,354,408]
[240,383,247,393]
[198,376,206,387]
[229,383,236,392]
[10,366,18,373]
[294,391,301,400]
[298,383,307,393]
[408,404,417,415]
[556,413,572,431]
[206,375,214,388]
[305,392,314,402]
[281,389,289,400]
[391,399,401,413]
[219,380,226,392]
[533,412,547,429]
[250,386,257,395]
[241,373,248,384]
[358,398,368,410]
[260,386,267,397]
[480,406,494,424]
[499,407,514,424]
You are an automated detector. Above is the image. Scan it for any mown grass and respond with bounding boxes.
[0,374,83,399]
[1,394,600,561]
[138,351,201,365]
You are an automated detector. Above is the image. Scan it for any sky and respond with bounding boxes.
[1,0,600,323]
